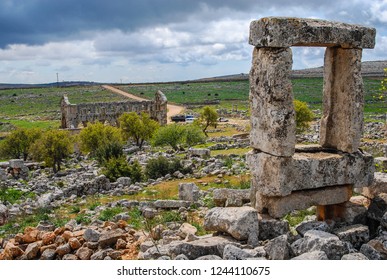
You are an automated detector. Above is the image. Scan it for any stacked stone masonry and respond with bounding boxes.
[61,90,167,129]
[248,17,376,218]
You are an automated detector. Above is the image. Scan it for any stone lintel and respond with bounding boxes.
[255,185,353,218]
[247,147,374,197]
[249,17,376,49]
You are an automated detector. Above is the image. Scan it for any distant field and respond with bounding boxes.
[0,78,385,131]
[121,77,385,118]
[0,85,129,120]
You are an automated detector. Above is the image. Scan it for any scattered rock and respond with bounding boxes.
[291,251,328,260]
[204,207,259,246]
[291,230,350,260]
[333,224,369,249]
[178,183,201,202]
[341,252,369,260]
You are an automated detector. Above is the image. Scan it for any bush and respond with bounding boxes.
[152,124,186,151]
[152,124,206,151]
[294,100,314,133]
[102,156,144,182]
[102,156,132,182]
[95,141,123,164]
[145,156,190,179]
[30,129,74,173]
[0,127,42,160]
[79,122,123,157]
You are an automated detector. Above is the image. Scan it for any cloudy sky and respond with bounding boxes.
[0,0,386,84]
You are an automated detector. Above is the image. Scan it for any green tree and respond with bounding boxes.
[0,128,42,160]
[119,112,159,149]
[294,100,314,133]
[30,130,74,173]
[152,123,186,151]
[79,122,123,156]
[184,124,206,147]
[197,106,218,136]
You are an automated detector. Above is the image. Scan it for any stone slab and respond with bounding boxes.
[360,172,387,199]
[255,185,353,218]
[247,148,374,197]
[249,47,296,156]
[249,17,376,48]
[319,47,364,153]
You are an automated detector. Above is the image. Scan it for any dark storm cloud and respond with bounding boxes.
[0,0,372,48]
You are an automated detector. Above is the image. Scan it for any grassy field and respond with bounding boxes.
[0,77,385,131]
[121,77,385,118]
[0,86,129,120]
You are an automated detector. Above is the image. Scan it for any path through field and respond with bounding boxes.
[102,85,185,123]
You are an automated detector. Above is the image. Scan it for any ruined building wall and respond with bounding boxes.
[61,90,167,129]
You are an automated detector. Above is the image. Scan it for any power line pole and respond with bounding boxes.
[56,73,59,87]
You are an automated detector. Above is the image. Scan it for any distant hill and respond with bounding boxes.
[0,60,385,89]
[292,60,387,78]
[0,81,101,90]
[199,60,387,81]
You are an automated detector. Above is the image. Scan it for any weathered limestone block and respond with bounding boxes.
[291,230,350,260]
[9,159,24,169]
[249,47,295,156]
[255,185,353,218]
[178,182,201,202]
[213,188,250,207]
[249,17,376,48]
[247,148,373,197]
[320,47,364,153]
[204,207,259,246]
[360,172,387,199]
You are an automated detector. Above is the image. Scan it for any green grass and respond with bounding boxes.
[0,86,129,121]
[98,206,124,221]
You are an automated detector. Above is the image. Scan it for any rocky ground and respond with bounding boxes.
[0,128,387,260]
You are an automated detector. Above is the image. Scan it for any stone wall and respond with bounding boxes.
[61,90,167,129]
[248,17,376,219]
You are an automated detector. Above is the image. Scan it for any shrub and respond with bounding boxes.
[102,156,144,182]
[152,124,206,150]
[152,124,186,151]
[0,127,42,160]
[145,156,190,179]
[95,140,123,164]
[102,156,132,182]
[30,129,74,173]
[79,122,123,157]
[294,100,314,133]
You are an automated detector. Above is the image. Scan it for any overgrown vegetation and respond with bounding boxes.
[30,129,74,173]
[119,112,159,149]
[152,124,206,151]
[145,156,191,179]
[294,99,315,133]
[0,127,42,160]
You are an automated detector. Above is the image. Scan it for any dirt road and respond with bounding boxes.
[102,85,185,123]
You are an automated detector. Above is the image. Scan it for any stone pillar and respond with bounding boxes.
[249,47,295,157]
[320,47,364,153]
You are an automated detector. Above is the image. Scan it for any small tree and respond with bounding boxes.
[184,124,206,147]
[152,124,186,151]
[294,100,314,133]
[0,127,42,160]
[79,122,123,157]
[197,106,218,136]
[31,130,74,173]
[119,112,159,149]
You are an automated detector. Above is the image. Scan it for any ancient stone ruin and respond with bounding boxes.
[247,17,376,220]
[60,90,167,129]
